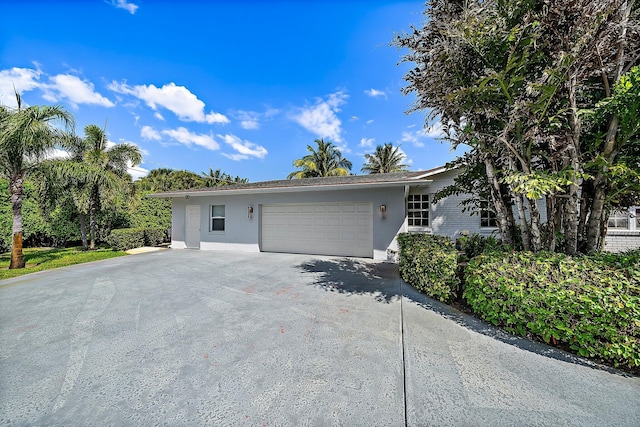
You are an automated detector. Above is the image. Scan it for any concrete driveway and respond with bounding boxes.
[0,250,638,426]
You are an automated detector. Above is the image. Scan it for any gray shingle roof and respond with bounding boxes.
[149,167,449,197]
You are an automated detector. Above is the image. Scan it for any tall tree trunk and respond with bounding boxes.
[585,0,633,252]
[564,72,582,256]
[89,185,98,250]
[514,193,532,251]
[9,174,25,269]
[79,212,88,250]
[546,194,558,252]
[577,179,593,252]
[528,197,543,252]
[483,155,513,245]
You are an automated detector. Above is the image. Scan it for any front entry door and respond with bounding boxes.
[185,205,201,249]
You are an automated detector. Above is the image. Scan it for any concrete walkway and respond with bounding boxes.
[0,250,638,426]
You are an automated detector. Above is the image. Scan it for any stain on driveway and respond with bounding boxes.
[0,250,638,426]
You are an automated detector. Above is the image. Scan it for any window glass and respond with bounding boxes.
[211,205,225,231]
[212,205,225,217]
[480,201,498,227]
[608,210,629,229]
[408,193,429,227]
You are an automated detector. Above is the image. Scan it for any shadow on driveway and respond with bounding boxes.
[296,258,401,303]
[296,257,632,377]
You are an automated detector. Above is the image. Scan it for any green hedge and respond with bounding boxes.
[142,227,165,246]
[464,251,640,370]
[106,227,165,251]
[397,233,459,302]
[106,228,145,251]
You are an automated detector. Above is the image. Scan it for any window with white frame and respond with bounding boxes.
[211,205,225,231]
[407,193,429,227]
[608,209,629,229]
[480,201,498,228]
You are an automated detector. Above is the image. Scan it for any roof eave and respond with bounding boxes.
[148,179,433,198]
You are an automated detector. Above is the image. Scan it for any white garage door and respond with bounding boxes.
[261,202,373,258]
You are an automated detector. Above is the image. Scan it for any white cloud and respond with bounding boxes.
[241,119,259,130]
[292,91,347,143]
[154,112,165,121]
[401,122,445,147]
[46,148,72,160]
[141,125,162,141]
[359,137,375,148]
[364,88,387,99]
[162,127,219,151]
[43,74,114,108]
[0,67,113,109]
[218,134,268,160]
[398,147,413,166]
[401,131,426,148]
[425,121,444,137]
[0,67,42,107]
[109,81,229,124]
[128,165,149,180]
[366,119,374,125]
[234,108,280,130]
[109,0,139,14]
[237,110,260,129]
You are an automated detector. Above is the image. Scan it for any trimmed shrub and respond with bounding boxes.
[106,228,145,251]
[459,233,504,259]
[143,227,165,246]
[397,233,459,302]
[464,251,640,370]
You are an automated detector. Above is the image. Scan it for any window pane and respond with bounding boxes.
[636,209,640,227]
[212,218,225,231]
[212,205,225,217]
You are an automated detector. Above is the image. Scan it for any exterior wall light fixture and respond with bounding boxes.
[248,206,254,219]
[380,204,387,218]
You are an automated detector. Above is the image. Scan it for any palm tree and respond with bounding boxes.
[135,168,176,192]
[288,138,352,179]
[0,94,74,268]
[361,143,409,174]
[59,124,141,249]
[201,168,249,186]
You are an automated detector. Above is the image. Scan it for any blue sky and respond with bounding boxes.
[1,0,461,182]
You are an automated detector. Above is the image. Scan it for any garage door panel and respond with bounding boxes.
[261,202,373,258]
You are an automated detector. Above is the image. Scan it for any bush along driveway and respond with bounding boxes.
[397,233,640,375]
[0,249,638,426]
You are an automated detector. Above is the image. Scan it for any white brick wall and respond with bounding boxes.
[604,232,640,252]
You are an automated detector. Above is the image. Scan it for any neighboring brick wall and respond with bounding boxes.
[604,231,640,252]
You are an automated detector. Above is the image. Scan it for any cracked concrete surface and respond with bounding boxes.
[0,250,638,426]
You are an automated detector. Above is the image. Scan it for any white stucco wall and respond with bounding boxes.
[169,169,567,259]
[171,187,406,260]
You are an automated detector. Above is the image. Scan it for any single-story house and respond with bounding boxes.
[150,167,640,259]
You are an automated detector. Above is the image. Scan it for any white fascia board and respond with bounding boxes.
[411,167,450,179]
[148,179,433,198]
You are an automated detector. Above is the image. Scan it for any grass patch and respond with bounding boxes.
[0,247,127,281]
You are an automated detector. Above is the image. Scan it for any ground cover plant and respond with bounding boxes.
[397,233,459,302]
[464,249,639,372]
[0,247,127,281]
[398,233,640,373]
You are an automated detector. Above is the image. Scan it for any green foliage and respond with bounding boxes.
[288,138,352,179]
[361,143,409,174]
[459,234,504,259]
[0,179,79,248]
[106,228,145,251]
[142,227,166,246]
[0,247,126,280]
[106,227,166,251]
[464,251,640,370]
[128,194,172,231]
[397,233,459,302]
